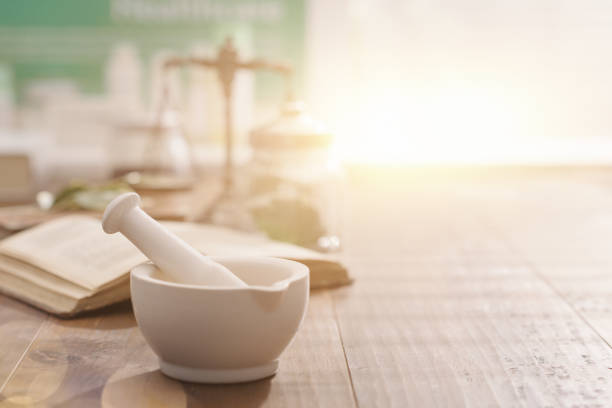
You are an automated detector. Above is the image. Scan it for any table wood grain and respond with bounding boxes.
[3,167,612,407]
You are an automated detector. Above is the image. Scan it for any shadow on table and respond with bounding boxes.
[182,373,273,407]
[55,369,273,407]
[55,300,137,330]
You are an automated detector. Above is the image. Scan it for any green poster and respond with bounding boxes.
[0,0,305,105]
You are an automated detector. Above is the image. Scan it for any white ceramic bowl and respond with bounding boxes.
[130,256,309,383]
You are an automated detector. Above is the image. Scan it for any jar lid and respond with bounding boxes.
[250,101,332,149]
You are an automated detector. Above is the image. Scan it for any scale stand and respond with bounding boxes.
[163,38,293,224]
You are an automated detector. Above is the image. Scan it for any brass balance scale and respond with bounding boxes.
[144,38,340,251]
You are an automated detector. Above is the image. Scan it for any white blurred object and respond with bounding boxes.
[20,80,79,131]
[20,44,144,149]
[185,43,215,141]
[105,43,142,113]
[45,96,121,146]
[21,78,123,148]
[24,80,79,107]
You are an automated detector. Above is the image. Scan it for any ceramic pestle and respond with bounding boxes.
[102,192,247,287]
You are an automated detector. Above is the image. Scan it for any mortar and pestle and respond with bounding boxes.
[102,193,309,383]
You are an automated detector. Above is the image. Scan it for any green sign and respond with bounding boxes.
[0,0,305,104]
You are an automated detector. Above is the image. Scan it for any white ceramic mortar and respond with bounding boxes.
[130,256,309,383]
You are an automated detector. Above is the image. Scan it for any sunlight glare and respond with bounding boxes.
[334,82,525,164]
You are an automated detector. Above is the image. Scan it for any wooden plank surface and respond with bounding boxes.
[477,172,612,348]
[0,296,46,391]
[0,293,355,407]
[333,261,612,407]
[3,167,612,406]
[332,169,612,407]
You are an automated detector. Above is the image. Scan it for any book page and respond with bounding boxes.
[165,222,351,289]
[163,221,333,260]
[0,254,92,299]
[0,215,347,294]
[0,215,146,290]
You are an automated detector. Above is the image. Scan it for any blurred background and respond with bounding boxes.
[2,0,612,248]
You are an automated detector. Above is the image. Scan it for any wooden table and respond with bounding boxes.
[3,167,612,407]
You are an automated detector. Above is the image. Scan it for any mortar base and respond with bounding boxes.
[159,359,279,383]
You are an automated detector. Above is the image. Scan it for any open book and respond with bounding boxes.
[0,215,351,317]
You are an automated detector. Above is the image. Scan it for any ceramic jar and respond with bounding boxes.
[246,101,341,251]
